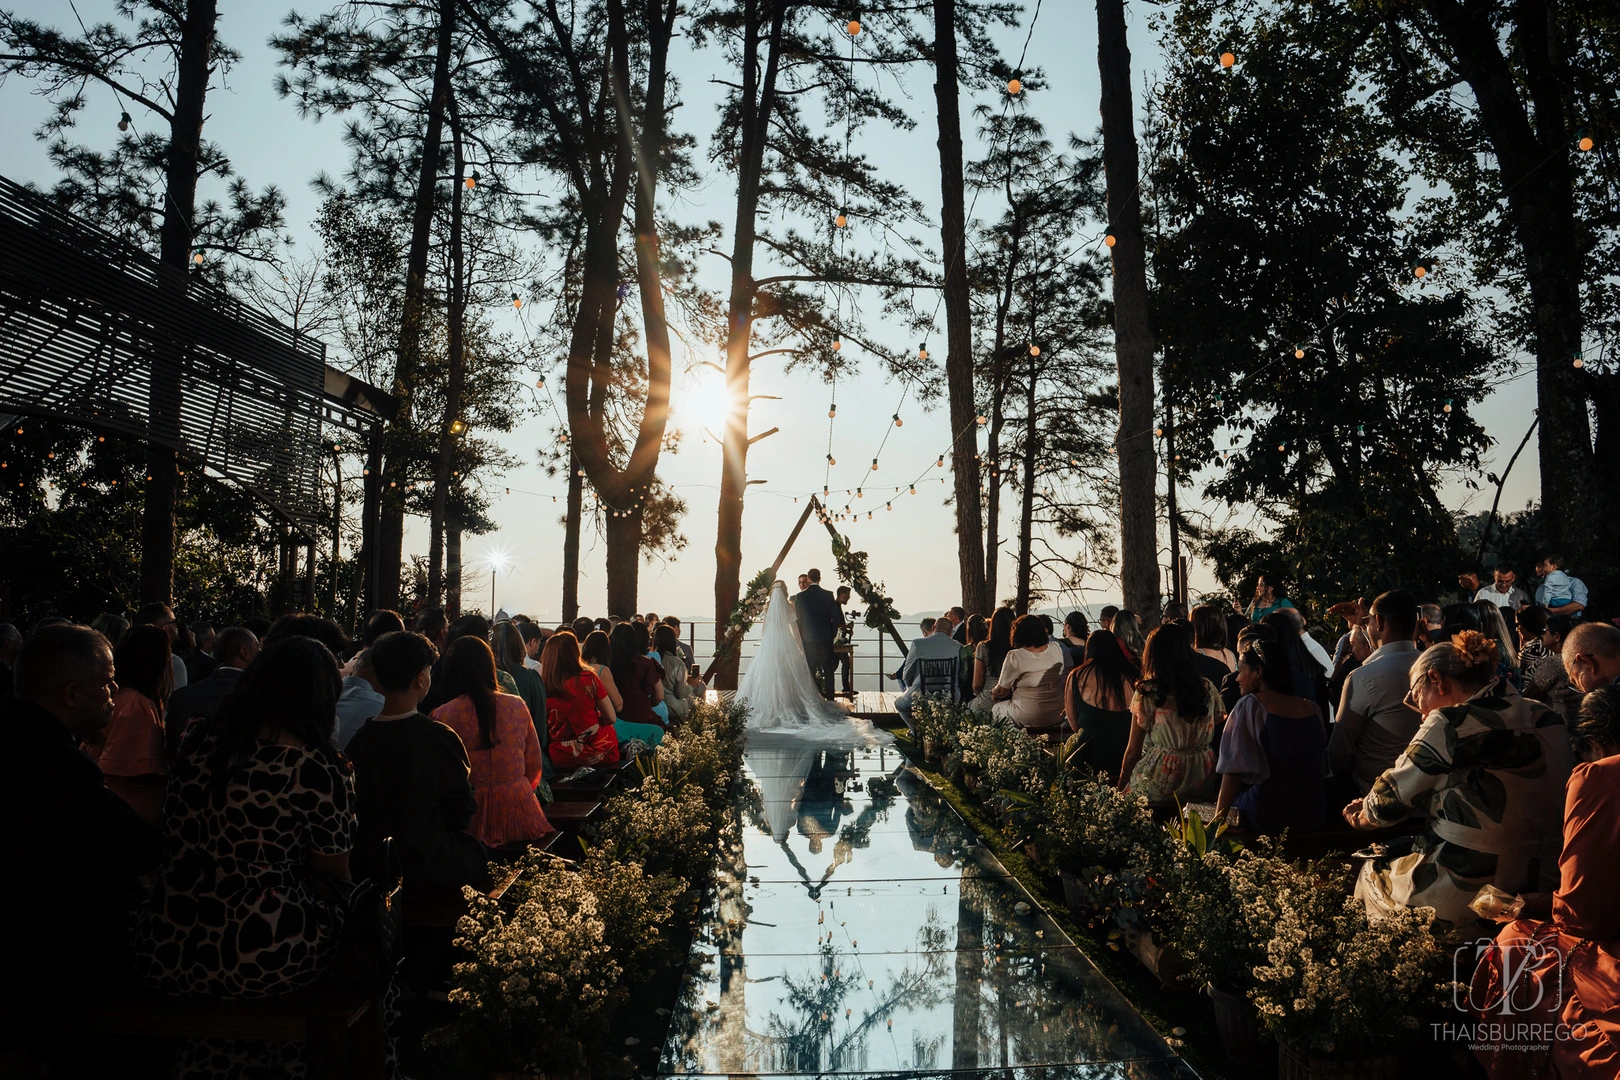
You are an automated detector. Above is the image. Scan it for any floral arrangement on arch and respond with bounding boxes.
[828,530,900,631]
[709,566,775,673]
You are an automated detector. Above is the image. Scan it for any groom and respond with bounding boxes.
[793,568,842,700]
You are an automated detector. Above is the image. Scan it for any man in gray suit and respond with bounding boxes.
[895,617,965,732]
[793,568,842,699]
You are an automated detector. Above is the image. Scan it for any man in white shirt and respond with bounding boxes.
[1330,590,1422,796]
[1475,565,1531,612]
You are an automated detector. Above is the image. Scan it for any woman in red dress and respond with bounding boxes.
[541,632,620,768]
[431,637,551,848]
[1472,685,1620,1078]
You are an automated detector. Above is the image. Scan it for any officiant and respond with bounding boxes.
[793,569,843,699]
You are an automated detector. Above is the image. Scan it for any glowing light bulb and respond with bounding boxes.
[1008,78,1022,95]
[1154,427,1163,436]
[918,344,928,360]
[1443,399,1453,412]
[1580,136,1595,152]
[833,339,842,351]
[835,210,847,228]
[829,403,837,418]
[976,415,987,424]
[1294,347,1304,359]
[117,111,131,132]
[936,455,944,467]
[465,170,479,189]
[871,457,878,470]
[1414,265,1427,278]
[847,19,861,35]
[512,293,523,308]
[192,251,204,265]
[909,485,916,494]
[893,413,903,427]
[1220,51,1236,68]
[1104,234,1117,247]
[1029,344,1040,356]
[1574,355,1585,369]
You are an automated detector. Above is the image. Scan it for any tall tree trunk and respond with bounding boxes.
[986,391,1003,605]
[379,0,457,609]
[605,507,642,618]
[932,0,989,614]
[1165,405,1181,606]
[328,451,342,616]
[1016,358,1038,613]
[562,449,583,622]
[446,517,462,618]
[712,0,786,690]
[1421,0,1598,576]
[1096,0,1159,621]
[428,95,467,607]
[141,0,218,605]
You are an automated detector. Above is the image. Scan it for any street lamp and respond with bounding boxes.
[487,548,510,615]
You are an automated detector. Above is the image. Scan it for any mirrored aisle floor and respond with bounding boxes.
[658,734,1199,1080]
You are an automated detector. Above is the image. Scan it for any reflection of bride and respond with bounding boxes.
[739,581,888,842]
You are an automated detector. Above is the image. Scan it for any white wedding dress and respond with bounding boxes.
[737,582,888,841]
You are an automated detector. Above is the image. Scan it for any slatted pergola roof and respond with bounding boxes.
[0,174,392,533]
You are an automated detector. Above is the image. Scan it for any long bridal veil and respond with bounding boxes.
[737,582,888,839]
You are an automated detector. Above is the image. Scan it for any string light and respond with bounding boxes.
[835,210,847,228]
[1442,399,1453,413]
[1104,234,1117,247]
[828,402,837,418]
[1413,263,1427,278]
[465,169,480,189]
[1294,347,1304,359]
[827,454,837,465]
[892,413,903,427]
[1007,76,1022,95]
[512,293,523,309]
[1573,354,1585,369]
[832,338,842,351]
[1578,128,1594,152]
[1220,51,1236,68]
[192,250,204,265]
[118,111,131,132]
[936,455,945,467]
[1029,343,1040,356]
[976,415,987,424]
[870,457,878,470]
[847,18,860,35]
[918,343,928,360]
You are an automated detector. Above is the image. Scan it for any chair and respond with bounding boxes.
[914,657,962,703]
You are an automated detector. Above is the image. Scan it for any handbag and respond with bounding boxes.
[319,836,403,996]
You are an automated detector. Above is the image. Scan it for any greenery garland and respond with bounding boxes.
[709,565,775,672]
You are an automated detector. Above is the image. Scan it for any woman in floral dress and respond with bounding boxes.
[1346,630,1573,926]
[1118,622,1224,805]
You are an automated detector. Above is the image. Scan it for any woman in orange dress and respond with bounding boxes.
[84,624,172,825]
[1472,685,1620,1079]
[430,637,551,849]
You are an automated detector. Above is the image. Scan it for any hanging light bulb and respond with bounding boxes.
[465,169,480,189]
[512,293,523,308]
[833,338,842,351]
[1356,424,1365,435]
[1579,132,1595,152]
[1220,51,1236,68]
[835,209,848,228]
[192,250,204,265]
[117,111,131,132]
[893,412,903,427]
[829,402,838,418]
[1007,76,1022,95]
[857,487,863,498]
[1443,399,1453,412]
[847,18,861,35]
[1573,354,1585,369]
[1029,343,1040,356]
[827,454,836,465]
[936,454,945,467]
[1214,393,1224,406]
[1294,347,1305,359]
[1154,427,1163,436]
[909,484,916,494]
[918,343,928,360]
[871,457,878,470]
[976,415,987,424]
[1413,264,1427,278]
[1104,234,1117,247]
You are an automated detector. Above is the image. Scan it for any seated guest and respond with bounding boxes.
[655,622,698,722]
[1470,686,1620,1080]
[519,620,545,670]
[1099,605,1119,632]
[134,638,358,1075]
[83,624,172,825]
[960,614,988,701]
[1191,603,1235,675]
[360,608,406,647]
[895,616,966,731]
[1161,601,1189,623]
[1514,604,1549,674]
[991,613,1065,730]
[636,621,673,725]
[582,629,626,711]
[610,622,667,736]
[88,612,129,650]
[1475,599,1520,684]
[1059,611,1090,679]
[431,637,551,848]
[542,632,621,767]
[493,620,547,745]
[571,616,596,640]
[663,615,696,669]
[1112,608,1145,661]
[164,626,260,737]
[1215,641,1326,835]
[1562,620,1620,693]
[184,621,216,684]
[1523,612,1583,723]
[1220,622,1277,712]
[968,607,1016,715]
[134,602,187,691]
[1120,622,1223,805]
[1345,631,1573,925]
[0,625,161,1025]
[261,612,352,657]
[1329,590,1422,796]
[1063,629,1139,781]
[335,647,386,749]
[1262,609,1321,707]
[346,632,491,887]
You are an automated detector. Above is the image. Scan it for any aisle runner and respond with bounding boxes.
[658,739,1197,1079]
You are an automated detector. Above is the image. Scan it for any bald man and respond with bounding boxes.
[1,624,161,1026]
[1563,622,1620,693]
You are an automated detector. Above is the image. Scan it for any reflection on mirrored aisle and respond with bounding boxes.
[659,735,1199,1080]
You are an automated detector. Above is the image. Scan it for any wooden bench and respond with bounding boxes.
[59,986,383,1079]
[543,799,605,830]
[551,754,641,801]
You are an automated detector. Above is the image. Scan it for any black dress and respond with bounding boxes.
[345,712,491,889]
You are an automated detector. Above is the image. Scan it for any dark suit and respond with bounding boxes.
[794,584,841,699]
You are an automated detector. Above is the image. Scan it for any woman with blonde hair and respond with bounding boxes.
[1345,630,1573,925]
[1473,599,1519,683]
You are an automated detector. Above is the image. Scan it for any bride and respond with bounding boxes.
[736,580,885,744]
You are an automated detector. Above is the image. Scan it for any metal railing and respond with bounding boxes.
[680,618,916,692]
